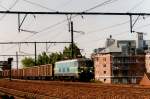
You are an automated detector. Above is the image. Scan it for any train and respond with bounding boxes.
[1,58,94,81]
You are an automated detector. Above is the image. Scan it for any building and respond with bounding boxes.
[140,51,150,85]
[145,51,150,73]
[140,73,150,86]
[92,33,150,84]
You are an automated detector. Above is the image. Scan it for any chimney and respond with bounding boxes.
[105,35,115,47]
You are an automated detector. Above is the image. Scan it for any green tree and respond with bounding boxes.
[63,43,82,59]
[37,52,50,65]
[21,43,83,67]
[21,57,35,67]
[49,52,63,64]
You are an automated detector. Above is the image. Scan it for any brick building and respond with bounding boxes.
[140,73,150,86]
[92,33,150,84]
[145,52,150,73]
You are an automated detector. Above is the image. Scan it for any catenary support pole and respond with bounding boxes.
[71,21,74,59]
[16,52,18,78]
[34,42,37,66]
[130,15,133,33]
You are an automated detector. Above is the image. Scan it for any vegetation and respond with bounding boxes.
[21,43,83,67]
[21,57,35,67]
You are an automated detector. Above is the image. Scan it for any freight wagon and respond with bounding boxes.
[0,68,2,78]
[2,64,53,80]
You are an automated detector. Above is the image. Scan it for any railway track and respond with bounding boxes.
[0,86,59,99]
[0,79,150,99]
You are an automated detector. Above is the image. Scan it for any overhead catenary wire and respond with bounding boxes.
[0,0,129,54]
[78,16,150,46]
[0,0,19,21]
[0,0,124,56]
[19,0,122,41]
[56,0,73,9]
[127,0,146,12]
[82,19,150,45]
[0,4,8,10]
[84,0,120,12]
[0,0,20,53]
[23,0,57,12]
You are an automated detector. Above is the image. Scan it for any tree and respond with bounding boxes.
[49,52,63,64]
[63,43,82,59]
[37,52,49,65]
[21,57,35,67]
[21,43,83,67]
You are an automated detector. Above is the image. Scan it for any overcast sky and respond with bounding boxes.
[0,0,150,68]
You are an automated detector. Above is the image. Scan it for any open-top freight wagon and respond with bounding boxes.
[2,58,94,81]
[2,64,53,80]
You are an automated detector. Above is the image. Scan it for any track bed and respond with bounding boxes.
[0,79,150,99]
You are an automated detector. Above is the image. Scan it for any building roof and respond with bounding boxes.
[94,37,150,54]
[100,44,122,53]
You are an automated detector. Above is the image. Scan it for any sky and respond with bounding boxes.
[0,0,150,68]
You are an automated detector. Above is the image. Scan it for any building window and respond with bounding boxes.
[103,58,106,61]
[96,57,99,61]
[63,68,65,72]
[104,79,106,82]
[59,68,61,72]
[103,64,106,67]
[67,68,69,72]
[104,71,106,74]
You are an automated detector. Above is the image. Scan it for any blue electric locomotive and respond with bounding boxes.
[54,58,94,81]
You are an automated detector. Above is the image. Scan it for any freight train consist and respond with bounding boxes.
[1,58,94,81]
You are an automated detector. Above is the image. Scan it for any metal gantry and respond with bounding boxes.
[1,11,149,33]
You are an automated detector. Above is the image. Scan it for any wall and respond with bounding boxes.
[94,53,111,83]
[145,53,150,73]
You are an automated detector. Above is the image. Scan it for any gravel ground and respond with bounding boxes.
[0,79,150,99]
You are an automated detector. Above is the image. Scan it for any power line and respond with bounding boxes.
[79,16,150,45]
[0,0,129,54]
[86,20,129,34]
[8,0,127,53]
[9,0,19,10]
[23,0,57,12]
[84,0,120,12]
[0,41,71,44]
[128,0,146,12]
[0,4,8,10]
[55,0,73,9]
[0,0,19,21]
[15,0,122,41]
